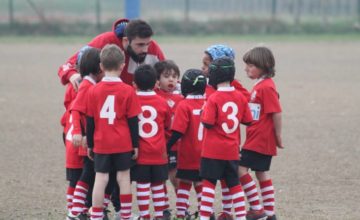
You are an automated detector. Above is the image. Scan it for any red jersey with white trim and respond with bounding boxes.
[87,76,141,154]
[155,88,184,151]
[64,109,83,169]
[58,19,165,86]
[61,84,77,130]
[243,78,282,156]
[71,76,97,156]
[201,87,253,160]
[136,91,171,165]
[205,79,250,101]
[171,95,205,170]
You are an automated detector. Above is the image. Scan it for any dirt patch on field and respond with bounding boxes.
[0,39,359,219]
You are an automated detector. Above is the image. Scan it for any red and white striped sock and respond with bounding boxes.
[66,186,75,213]
[240,173,262,211]
[103,194,111,209]
[90,206,103,220]
[230,185,246,219]
[71,181,89,216]
[176,181,192,218]
[151,182,166,218]
[163,183,170,210]
[200,180,215,220]
[136,182,151,219]
[260,179,275,217]
[194,183,202,212]
[220,179,232,214]
[120,194,132,220]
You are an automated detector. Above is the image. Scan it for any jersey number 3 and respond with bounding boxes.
[222,102,239,134]
[100,95,116,125]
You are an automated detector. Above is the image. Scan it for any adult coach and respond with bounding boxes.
[58,18,165,89]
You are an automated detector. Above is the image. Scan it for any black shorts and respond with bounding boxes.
[94,152,133,173]
[131,164,168,183]
[66,168,82,185]
[168,151,177,170]
[200,157,239,188]
[176,169,201,182]
[238,149,273,172]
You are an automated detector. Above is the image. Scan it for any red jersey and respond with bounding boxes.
[205,79,250,101]
[243,78,282,156]
[87,76,142,154]
[64,109,83,169]
[58,19,165,86]
[71,76,97,156]
[201,87,253,160]
[136,91,171,165]
[155,88,184,151]
[61,84,77,130]
[171,95,205,170]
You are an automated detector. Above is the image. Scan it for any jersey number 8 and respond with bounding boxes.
[139,105,158,138]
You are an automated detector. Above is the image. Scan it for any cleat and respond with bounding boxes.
[246,209,267,220]
[163,209,172,220]
[266,215,277,220]
[216,212,233,220]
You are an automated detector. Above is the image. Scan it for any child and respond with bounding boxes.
[67,47,117,220]
[154,60,184,214]
[131,64,172,220]
[167,69,207,219]
[86,44,141,220]
[199,57,253,220]
[201,44,250,100]
[239,47,283,220]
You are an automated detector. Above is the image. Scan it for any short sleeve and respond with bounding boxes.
[262,87,282,114]
[201,98,217,125]
[241,100,253,124]
[126,89,142,118]
[171,102,189,134]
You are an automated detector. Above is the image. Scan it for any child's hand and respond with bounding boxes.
[276,135,284,149]
[69,73,81,91]
[87,148,94,161]
[72,134,82,147]
[82,136,87,148]
[132,148,138,160]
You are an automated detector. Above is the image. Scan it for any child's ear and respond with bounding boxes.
[155,80,160,88]
[119,63,125,72]
[132,82,138,90]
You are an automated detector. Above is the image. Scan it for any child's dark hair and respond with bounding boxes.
[79,47,101,78]
[124,19,153,42]
[154,60,180,80]
[208,57,235,88]
[243,46,275,78]
[181,69,207,97]
[134,64,157,91]
[100,44,124,72]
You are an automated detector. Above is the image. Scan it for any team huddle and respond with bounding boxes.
[58,19,283,220]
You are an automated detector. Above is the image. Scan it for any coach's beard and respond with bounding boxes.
[127,45,147,63]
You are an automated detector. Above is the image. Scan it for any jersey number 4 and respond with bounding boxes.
[100,95,116,125]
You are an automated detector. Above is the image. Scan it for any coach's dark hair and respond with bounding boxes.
[79,47,101,78]
[100,44,125,71]
[124,19,153,41]
[134,64,157,91]
[243,46,275,78]
[154,60,180,80]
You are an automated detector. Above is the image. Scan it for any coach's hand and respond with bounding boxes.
[69,73,81,91]
[132,148,138,160]
[72,134,82,147]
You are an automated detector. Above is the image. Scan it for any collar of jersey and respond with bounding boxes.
[102,76,122,82]
[84,76,96,85]
[137,91,156,96]
[217,86,235,92]
[254,77,265,87]
[186,95,205,99]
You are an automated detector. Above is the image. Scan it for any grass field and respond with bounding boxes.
[0,35,359,219]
